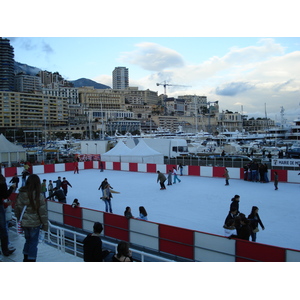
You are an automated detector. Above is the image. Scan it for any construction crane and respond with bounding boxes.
[156,81,191,95]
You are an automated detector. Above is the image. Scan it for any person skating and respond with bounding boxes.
[223,168,230,185]
[172,167,181,184]
[101,184,113,213]
[46,187,66,203]
[157,171,167,190]
[61,177,72,196]
[53,176,62,189]
[230,195,240,214]
[274,171,279,190]
[167,170,172,186]
[248,206,265,242]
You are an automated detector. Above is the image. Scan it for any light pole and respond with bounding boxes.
[95,143,97,155]
[86,143,89,155]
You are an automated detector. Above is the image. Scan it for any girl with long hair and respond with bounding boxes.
[15,174,48,262]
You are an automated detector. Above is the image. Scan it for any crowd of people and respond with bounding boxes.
[223,194,265,242]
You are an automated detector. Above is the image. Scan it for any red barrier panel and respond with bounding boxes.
[147,164,157,173]
[65,162,74,172]
[113,162,121,171]
[4,167,17,178]
[104,213,129,241]
[235,240,286,262]
[240,168,245,180]
[84,161,93,169]
[129,163,138,172]
[8,192,18,208]
[63,204,83,229]
[270,169,287,182]
[159,224,194,260]
[188,165,200,176]
[44,164,55,173]
[213,167,226,178]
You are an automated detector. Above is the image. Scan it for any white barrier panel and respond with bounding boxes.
[287,170,300,184]
[286,249,300,262]
[17,167,24,176]
[32,165,45,174]
[130,219,159,251]
[200,166,213,177]
[121,162,129,171]
[105,161,114,170]
[92,161,98,169]
[194,232,236,262]
[138,163,147,172]
[47,201,64,224]
[54,163,65,172]
[156,164,166,173]
[79,162,84,170]
[82,208,104,232]
[227,167,240,179]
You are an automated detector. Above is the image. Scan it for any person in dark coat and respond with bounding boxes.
[46,187,66,203]
[61,177,72,196]
[83,222,110,262]
[0,174,16,256]
[224,208,238,227]
[248,206,265,242]
[53,176,62,189]
[9,173,19,192]
[230,195,240,214]
[157,171,167,190]
[229,215,251,241]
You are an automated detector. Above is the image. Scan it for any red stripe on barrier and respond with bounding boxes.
[4,167,17,177]
[271,169,287,182]
[65,162,74,171]
[147,164,157,173]
[235,240,285,262]
[129,163,138,172]
[84,161,93,169]
[159,224,194,260]
[63,204,83,229]
[44,164,55,173]
[8,192,18,209]
[113,162,121,171]
[213,166,226,178]
[104,213,129,241]
[240,168,245,180]
[188,165,200,176]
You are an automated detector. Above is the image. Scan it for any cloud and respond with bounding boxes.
[42,41,54,54]
[120,42,185,71]
[215,82,255,96]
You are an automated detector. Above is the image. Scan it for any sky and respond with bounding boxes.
[2,1,300,123]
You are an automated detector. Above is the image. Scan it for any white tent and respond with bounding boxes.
[0,134,26,167]
[121,139,164,164]
[101,140,131,162]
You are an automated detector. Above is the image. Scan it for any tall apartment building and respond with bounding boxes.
[14,74,43,92]
[178,95,207,116]
[112,67,129,89]
[0,91,69,129]
[0,38,15,91]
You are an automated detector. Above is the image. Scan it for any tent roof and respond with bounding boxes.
[124,139,163,156]
[0,134,25,153]
[102,140,131,156]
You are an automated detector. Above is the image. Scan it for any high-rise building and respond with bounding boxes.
[0,38,15,91]
[112,67,129,89]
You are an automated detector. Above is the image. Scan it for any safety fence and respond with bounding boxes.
[44,200,300,262]
[2,160,300,183]
[4,161,300,261]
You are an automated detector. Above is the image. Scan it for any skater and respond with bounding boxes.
[46,187,66,203]
[248,206,265,242]
[112,241,133,262]
[274,171,278,190]
[178,163,183,176]
[99,178,113,197]
[14,174,48,262]
[48,180,54,200]
[53,176,62,189]
[138,206,148,221]
[71,198,80,208]
[223,168,230,185]
[61,177,72,196]
[9,173,19,192]
[101,183,113,213]
[99,161,104,172]
[167,170,172,186]
[21,169,30,187]
[157,171,167,190]
[224,208,238,228]
[172,167,181,184]
[0,174,16,257]
[41,179,47,198]
[83,222,110,262]
[229,215,251,241]
[223,219,237,237]
[73,160,79,174]
[124,206,133,219]
[230,195,240,214]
